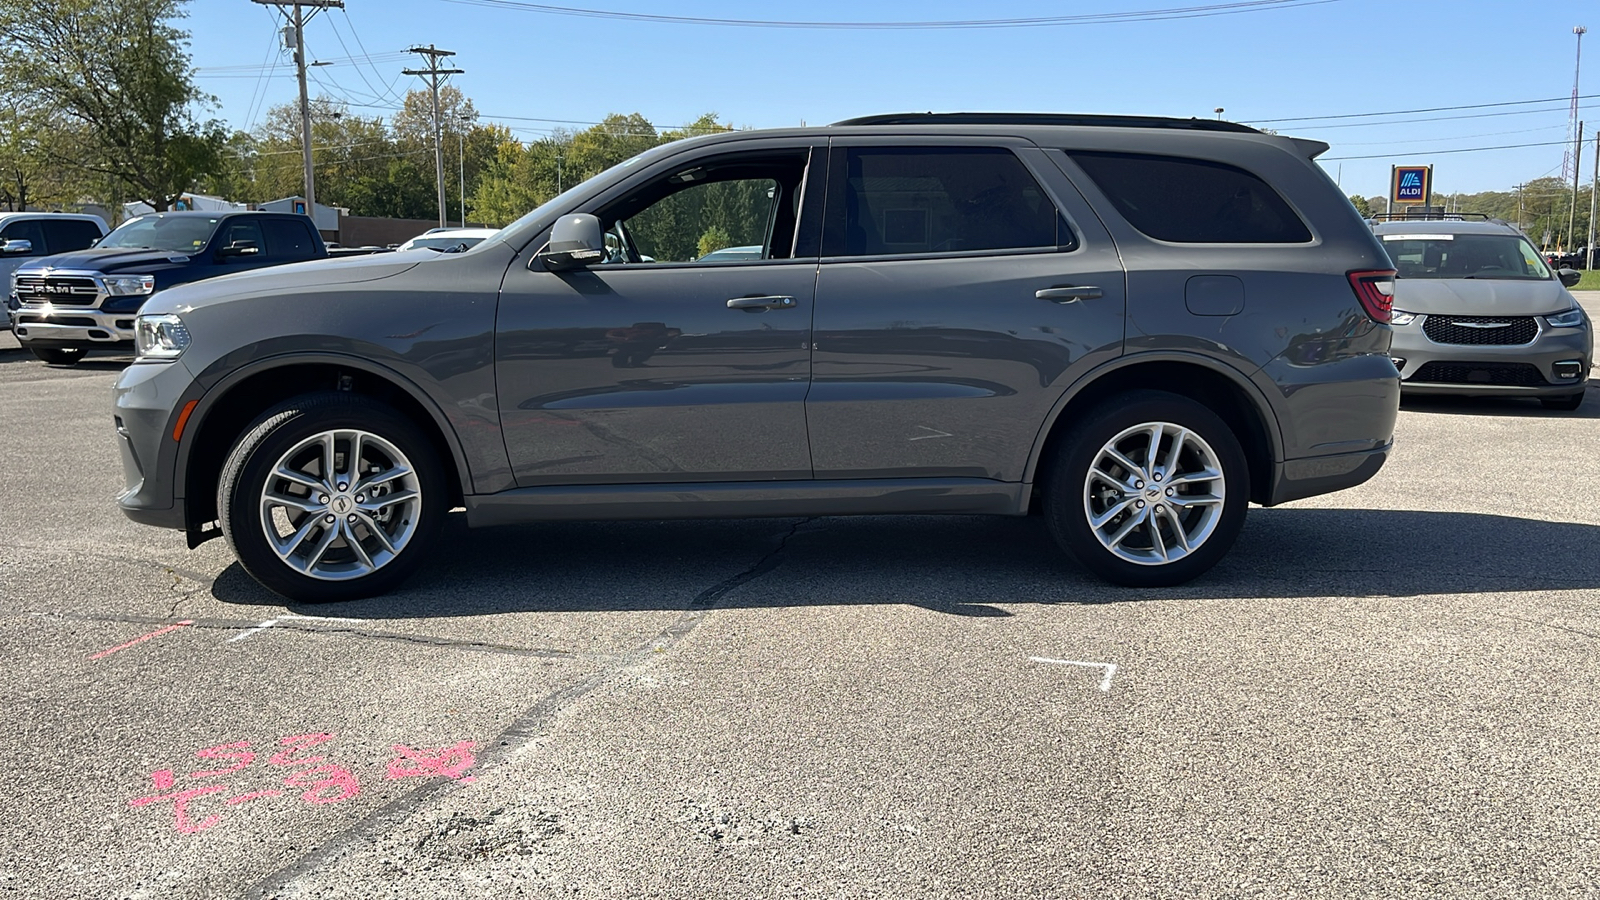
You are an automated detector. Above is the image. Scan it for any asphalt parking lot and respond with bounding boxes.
[1,312,1598,899]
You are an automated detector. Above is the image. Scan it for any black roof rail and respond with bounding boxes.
[831,112,1261,134]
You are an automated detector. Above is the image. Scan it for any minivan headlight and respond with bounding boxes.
[1391,310,1419,326]
[104,274,156,296]
[135,314,190,359]
[1545,308,1587,328]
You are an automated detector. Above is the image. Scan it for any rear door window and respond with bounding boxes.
[262,218,319,261]
[822,147,1070,257]
[1068,151,1312,243]
[41,219,103,252]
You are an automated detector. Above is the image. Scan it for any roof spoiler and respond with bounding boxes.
[1286,137,1330,159]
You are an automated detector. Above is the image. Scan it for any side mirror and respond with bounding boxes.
[1,239,33,255]
[1559,267,1582,288]
[538,214,605,271]
[218,239,260,259]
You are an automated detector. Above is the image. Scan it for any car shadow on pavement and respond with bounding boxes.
[209,507,1600,616]
[1400,393,1600,420]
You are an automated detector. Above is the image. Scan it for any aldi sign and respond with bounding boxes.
[1391,165,1432,205]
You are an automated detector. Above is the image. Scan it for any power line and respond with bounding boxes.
[1256,92,1600,125]
[1323,138,1578,162]
[430,0,1339,28]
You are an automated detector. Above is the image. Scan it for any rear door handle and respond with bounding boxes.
[726,295,797,311]
[1035,286,1104,303]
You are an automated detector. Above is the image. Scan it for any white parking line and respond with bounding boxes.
[1030,657,1118,692]
[226,613,364,644]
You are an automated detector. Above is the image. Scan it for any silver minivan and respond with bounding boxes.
[1377,217,1592,410]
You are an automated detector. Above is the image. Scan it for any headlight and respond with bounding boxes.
[134,314,190,359]
[1545,308,1587,328]
[104,274,156,296]
[1391,310,1418,326]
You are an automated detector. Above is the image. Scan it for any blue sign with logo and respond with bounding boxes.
[1392,166,1431,204]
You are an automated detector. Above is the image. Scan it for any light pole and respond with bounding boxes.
[456,114,470,227]
[1214,107,1225,120]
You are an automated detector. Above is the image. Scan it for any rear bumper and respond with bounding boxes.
[1266,442,1390,506]
[13,305,137,345]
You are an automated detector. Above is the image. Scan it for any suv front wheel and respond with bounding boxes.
[218,392,446,603]
[31,347,86,366]
[1045,390,1249,587]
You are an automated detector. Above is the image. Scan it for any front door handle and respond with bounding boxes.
[1035,285,1104,303]
[726,295,797,311]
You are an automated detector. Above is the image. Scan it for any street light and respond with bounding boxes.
[1214,107,1225,120]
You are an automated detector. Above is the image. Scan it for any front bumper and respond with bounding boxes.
[113,360,200,530]
[13,304,137,346]
[1391,317,1591,397]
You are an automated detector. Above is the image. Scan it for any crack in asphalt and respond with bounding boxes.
[243,517,812,899]
[1488,612,1600,641]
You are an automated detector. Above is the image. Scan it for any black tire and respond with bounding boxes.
[217,392,447,603]
[31,347,86,365]
[1043,390,1250,587]
[1541,390,1585,411]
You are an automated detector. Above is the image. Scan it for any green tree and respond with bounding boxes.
[1348,194,1372,218]
[0,0,225,211]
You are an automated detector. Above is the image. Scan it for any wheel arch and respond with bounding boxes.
[1025,353,1283,507]
[179,353,470,544]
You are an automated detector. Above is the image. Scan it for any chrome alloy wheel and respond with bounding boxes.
[1082,421,1225,566]
[258,429,422,581]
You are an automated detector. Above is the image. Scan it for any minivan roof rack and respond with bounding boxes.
[831,112,1261,133]
[1367,212,1499,222]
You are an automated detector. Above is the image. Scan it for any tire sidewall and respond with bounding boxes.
[220,394,447,603]
[1045,391,1249,587]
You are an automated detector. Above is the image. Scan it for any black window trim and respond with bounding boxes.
[817,141,1082,263]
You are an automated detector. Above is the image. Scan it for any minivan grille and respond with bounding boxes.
[1409,361,1548,386]
[1422,314,1537,346]
[14,275,100,306]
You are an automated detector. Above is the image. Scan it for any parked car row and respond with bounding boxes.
[4,216,500,365]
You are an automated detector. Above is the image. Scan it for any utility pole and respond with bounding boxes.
[457,113,470,227]
[403,45,464,229]
[1591,136,1599,270]
[251,0,344,215]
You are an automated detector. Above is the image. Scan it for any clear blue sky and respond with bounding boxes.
[186,0,1599,199]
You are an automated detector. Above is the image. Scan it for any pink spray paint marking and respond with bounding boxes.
[90,620,193,660]
[386,741,479,781]
[130,732,477,833]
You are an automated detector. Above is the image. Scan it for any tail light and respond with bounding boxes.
[1347,269,1396,324]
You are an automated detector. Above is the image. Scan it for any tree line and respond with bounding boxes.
[0,0,735,232]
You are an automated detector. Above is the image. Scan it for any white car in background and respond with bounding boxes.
[396,227,500,252]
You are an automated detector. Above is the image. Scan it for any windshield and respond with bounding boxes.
[99,215,219,253]
[1382,232,1553,280]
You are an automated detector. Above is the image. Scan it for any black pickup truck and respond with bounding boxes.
[9,210,328,365]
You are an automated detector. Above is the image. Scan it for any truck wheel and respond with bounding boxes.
[31,347,86,365]
[217,392,447,603]
[1044,390,1249,587]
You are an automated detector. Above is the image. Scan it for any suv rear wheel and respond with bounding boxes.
[31,347,86,365]
[1044,390,1249,587]
[218,392,446,603]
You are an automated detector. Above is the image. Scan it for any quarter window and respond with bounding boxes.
[824,147,1068,257]
[1068,151,1312,243]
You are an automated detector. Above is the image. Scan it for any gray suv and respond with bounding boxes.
[111,113,1401,602]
